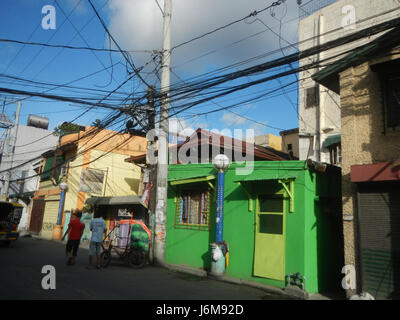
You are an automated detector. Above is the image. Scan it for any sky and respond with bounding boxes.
[0,0,303,144]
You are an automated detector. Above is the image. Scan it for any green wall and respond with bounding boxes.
[165,161,343,294]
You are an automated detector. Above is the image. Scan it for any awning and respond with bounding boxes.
[169,174,216,188]
[322,134,341,149]
[234,171,299,183]
[85,195,145,206]
[235,171,298,213]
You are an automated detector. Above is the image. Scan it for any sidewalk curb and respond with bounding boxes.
[166,263,208,278]
[165,263,302,300]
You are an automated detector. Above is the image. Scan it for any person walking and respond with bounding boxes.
[87,211,107,270]
[61,210,85,266]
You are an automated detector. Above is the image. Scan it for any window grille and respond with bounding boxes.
[79,168,105,195]
[175,189,212,231]
[306,85,319,108]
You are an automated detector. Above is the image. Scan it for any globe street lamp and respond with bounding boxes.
[52,182,68,240]
[213,154,230,242]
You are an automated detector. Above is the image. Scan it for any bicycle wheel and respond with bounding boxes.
[100,250,112,268]
[128,249,146,269]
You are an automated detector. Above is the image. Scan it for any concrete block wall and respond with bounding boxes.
[298,0,400,161]
[339,50,400,295]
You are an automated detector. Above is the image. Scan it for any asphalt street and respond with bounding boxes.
[0,236,277,300]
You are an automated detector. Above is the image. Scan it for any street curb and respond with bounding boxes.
[165,263,302,300]
[166,263,208,278]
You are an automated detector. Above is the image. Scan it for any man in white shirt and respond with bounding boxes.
[87,212,107,269]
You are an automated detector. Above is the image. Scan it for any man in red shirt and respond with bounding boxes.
[61,210,85,266]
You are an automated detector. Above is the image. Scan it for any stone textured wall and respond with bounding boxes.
[298,0,400,161]
[339,52,400,295]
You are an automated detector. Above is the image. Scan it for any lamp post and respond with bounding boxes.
[213,154,230,242]
[52,182,68,240]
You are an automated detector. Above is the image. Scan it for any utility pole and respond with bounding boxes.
[2,101,21,200]
[153,0,171,266]
[145,86,157,264]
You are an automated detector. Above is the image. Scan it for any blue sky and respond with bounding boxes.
[0,0,300,141]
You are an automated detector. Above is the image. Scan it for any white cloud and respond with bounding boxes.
[107,0,299,77]
[169,117,194,137]
[249,123,266,136]
[221,112,246,126]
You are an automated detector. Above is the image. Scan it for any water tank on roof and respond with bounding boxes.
[27,115,49,130]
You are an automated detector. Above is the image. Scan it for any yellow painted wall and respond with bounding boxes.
[62,146,143,213]
[63,148,84,213]
[89,149,142,197]
[267,134,282,151]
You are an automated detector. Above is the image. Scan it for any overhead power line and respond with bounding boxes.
[0,38,154,54]
[87,0,152,89]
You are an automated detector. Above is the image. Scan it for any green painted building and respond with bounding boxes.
[166,161,344,294]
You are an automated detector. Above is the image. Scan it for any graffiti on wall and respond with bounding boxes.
[42,222,55,231]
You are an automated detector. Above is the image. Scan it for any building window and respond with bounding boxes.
[306,85,319,108]
[328,143,342,165]
[384,73,400,129]
[79,168,105,195]
[175,189,212,230]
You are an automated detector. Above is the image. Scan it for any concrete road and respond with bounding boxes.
[0,236,274,300]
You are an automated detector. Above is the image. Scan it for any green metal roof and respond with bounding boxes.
[85,195,145,206]
[169,174,216,186]
[313,27,400,93]
[234,171,299,183]
[322,134,341,149]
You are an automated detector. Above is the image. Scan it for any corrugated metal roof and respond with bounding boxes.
[85,195,145,206]
[234,171,299,182]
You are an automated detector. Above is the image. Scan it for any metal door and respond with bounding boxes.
[358,183,400,299]
[254,193,286,281]
[29,198,45,234]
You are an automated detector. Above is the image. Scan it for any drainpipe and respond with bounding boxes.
[316,14,325,162]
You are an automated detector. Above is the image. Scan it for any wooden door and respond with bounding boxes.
[29,198,45,234]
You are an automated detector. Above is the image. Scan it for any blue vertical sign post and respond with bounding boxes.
[213,154,230,242]
[56,189,66,225]
[211,154,230,276]
[216,171,225,242]
[53,182,68,240]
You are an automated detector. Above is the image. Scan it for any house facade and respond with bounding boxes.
[165,161,343,294]
[279,128,299,160]
[313,27,400,299]
[0,118,58,234]
[247,134,282,151]
[29,126,147,240]
[298,0,399,164]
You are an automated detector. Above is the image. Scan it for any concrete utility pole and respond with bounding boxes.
[153,0,171,266]
[2,101,21,200]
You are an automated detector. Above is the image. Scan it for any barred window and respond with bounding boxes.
[175,190,212,230]
[79,168,105,195]
[306,85,319,108]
